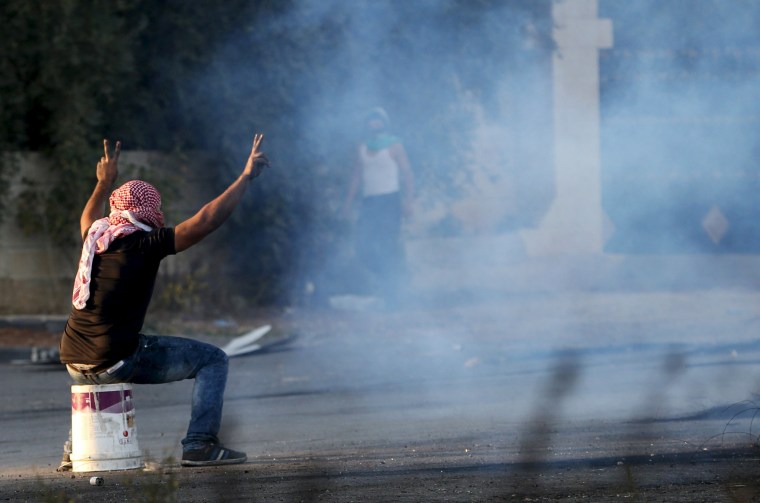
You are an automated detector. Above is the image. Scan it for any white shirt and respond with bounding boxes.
[359,144,400,197]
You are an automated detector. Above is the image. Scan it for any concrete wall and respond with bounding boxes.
[0,154,73,314]
[0,151,218,314]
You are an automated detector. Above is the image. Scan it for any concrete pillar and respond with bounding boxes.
[521,0,613,255]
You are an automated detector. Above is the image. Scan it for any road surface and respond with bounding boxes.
[2,290,760,501]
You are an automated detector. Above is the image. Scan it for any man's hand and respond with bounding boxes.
[175,132,270,252]
[243,133,269,180]
[97,139,120,186]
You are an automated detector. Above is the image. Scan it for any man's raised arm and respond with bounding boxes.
[174,133,269,253]
[80,139,120,240]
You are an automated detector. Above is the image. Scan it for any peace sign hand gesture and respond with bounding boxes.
[97,139,120,186]
[243,133,269,180]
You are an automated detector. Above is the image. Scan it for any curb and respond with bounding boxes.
[0,315,67,332]
[0,347,33,364]
[0,316,65,364]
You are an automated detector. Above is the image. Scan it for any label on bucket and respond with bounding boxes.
[72,389,134,414]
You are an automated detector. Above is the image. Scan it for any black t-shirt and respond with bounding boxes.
[60,227,176,366]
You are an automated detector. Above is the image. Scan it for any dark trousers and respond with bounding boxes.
[356,192,406,302]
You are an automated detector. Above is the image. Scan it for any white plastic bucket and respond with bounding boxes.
[70,383,142,472]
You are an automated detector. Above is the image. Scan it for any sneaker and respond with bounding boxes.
[56,440,72,472]
[56,456,72,472]
[181,443,247,467]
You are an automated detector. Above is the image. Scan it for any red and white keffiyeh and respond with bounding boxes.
[72,180,165,309]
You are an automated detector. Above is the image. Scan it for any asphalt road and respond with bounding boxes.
[3,290,760,501]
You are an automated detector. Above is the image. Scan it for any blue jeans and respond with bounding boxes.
[66,334,229,451]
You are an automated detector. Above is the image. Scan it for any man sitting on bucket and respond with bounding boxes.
[59,134,269,467]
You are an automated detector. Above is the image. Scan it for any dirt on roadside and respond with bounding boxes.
[0,327,60,348]
[0,306,288,349]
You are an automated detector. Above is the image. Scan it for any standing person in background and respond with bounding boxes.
[344,107,414,309]
[60,134,269,468]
